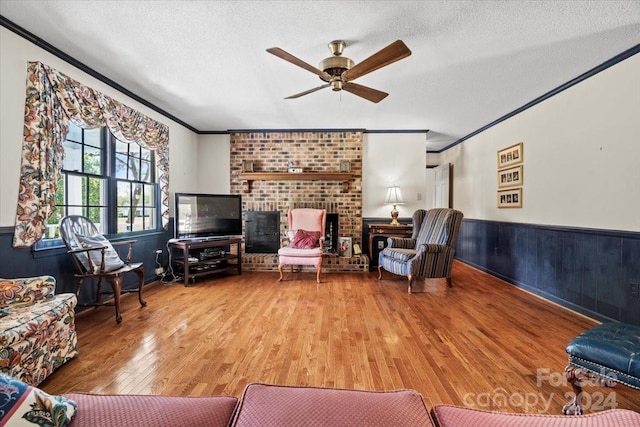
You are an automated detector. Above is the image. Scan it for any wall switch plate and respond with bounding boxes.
[378,241,385,249]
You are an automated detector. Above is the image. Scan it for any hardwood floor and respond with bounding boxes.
[41,261,639,415]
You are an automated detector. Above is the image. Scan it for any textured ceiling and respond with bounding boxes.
[1,1,639,150]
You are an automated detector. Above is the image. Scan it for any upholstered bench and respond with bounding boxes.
[563,322,640,415]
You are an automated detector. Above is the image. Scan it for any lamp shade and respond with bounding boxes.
[384,186,405,205]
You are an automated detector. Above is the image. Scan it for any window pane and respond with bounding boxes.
[117,181,132,232]
[87,177,104,207]
[143,184,154,205]
[44,221,61,239]
[84,146,102,174]
[143,208,156,230]
[66,175,85,206]
[117,207,129,218]
[114,139,130,182]
[84,128,102,147]
[54,176,65,207]
[44,177,66,238]
[117,181,131,206]
[118,216,132,233]
[66,123,82,142]
[117,205,131,233]
[67,206,84,216]
[115,152,128,179]
[86,207,108,233]
[63,140,82,171]
[128,157,140,181]
[115,139,128,151]
[132,183,143,209]
[140,147,153,182]
[140,160,151,182]
[129,183,143,231]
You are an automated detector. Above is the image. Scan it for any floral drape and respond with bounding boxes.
[13,61,170,248]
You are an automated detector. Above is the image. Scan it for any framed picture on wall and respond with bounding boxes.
[339,160,351,172]
[497,165,523,188]
[497,188,522,208]
[242,160,254,173]
[339,237,352,258]
[497,142,523,169]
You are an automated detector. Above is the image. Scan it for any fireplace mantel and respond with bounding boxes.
[238,172,353,193]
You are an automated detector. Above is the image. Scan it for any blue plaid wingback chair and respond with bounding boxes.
[377,208,464,293]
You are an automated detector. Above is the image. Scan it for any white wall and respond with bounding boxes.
[363,133,430,218]
[440,53,640,232]
[196,134,231,193]
[0,27,199,224]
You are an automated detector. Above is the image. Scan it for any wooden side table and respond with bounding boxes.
[368,223,413,268]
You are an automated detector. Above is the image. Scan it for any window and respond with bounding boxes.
[114,138,157,233]
[44,122,158,239]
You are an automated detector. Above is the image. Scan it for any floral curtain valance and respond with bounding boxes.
[13,61,170,248]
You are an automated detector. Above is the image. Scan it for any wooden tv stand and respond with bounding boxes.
[168,237,242,286]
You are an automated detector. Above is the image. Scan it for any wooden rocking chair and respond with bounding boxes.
[59,215,146,323]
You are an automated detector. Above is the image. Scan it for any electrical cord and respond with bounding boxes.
[158,242,179,283]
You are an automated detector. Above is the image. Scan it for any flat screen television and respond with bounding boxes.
[174,193,242,240]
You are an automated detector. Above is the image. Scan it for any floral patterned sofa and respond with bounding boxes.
[0,275,78,385]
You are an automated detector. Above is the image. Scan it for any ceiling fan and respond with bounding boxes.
[266,39,411,103]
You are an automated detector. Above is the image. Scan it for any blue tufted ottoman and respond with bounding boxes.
[563,322,640,415]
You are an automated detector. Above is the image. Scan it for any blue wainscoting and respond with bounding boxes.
[455,219,640,325]
[0,223,174,310]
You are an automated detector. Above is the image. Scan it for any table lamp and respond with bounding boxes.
[385,185,405,225]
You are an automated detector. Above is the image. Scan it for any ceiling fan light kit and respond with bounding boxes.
[267,39,411,103]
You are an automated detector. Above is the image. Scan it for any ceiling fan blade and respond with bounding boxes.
[342,40,412,82]
[342,82,388,103]
[285,84,331,99]
[267,47,331,81]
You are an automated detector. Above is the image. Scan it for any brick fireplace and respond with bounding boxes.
[230,131,367,272]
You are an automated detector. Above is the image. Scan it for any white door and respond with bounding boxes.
[433,163,451,208]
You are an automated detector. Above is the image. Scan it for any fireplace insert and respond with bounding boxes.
[245,211,280,253]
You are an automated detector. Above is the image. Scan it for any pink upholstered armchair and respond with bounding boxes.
[278,208,326,283]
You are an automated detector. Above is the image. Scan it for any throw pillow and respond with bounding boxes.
[72,234,125,273]
[286,229,297,241]
[290,229,321,249]
[0,372,77,427]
